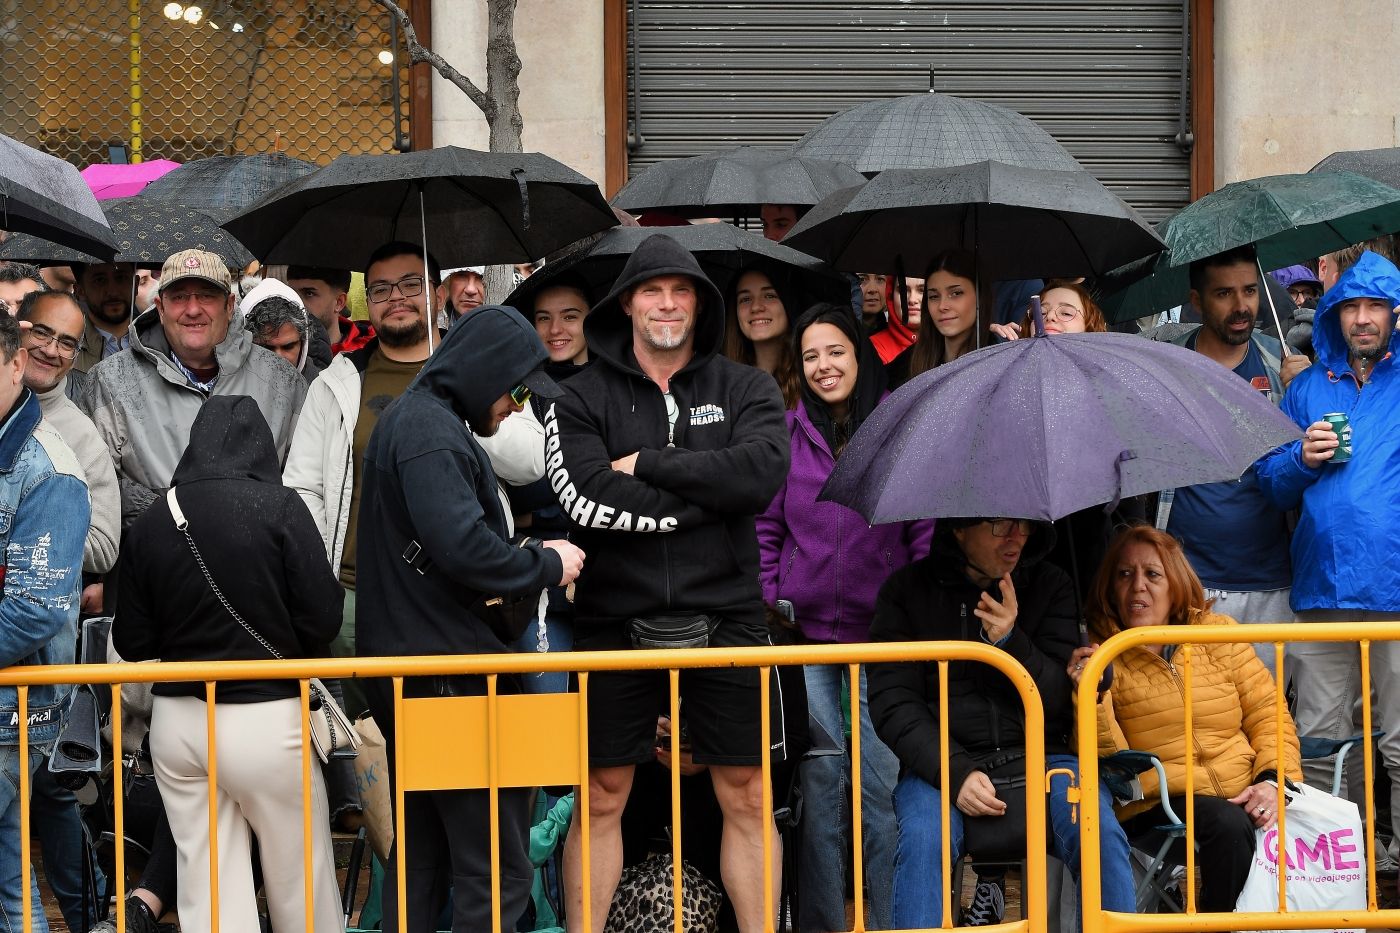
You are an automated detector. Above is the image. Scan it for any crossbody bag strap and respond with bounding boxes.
[166,487,285,663]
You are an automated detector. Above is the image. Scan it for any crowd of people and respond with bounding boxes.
[0,198,1396,933]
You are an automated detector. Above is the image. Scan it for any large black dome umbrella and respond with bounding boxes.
[221,147,618,271]
[0,133,118,260]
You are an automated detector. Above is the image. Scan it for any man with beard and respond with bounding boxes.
[1258,250,1400,839]
[1148,245,1304,673]
[73,261,138,377]
[355,306,583,932]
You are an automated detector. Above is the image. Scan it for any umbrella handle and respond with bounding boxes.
[1030,295,1047,337]
[1255,256,1292,357]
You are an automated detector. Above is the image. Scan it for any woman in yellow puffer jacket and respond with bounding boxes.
[1067,525,1302,913]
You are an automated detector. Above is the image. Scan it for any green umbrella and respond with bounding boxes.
[1100,171,1400,324]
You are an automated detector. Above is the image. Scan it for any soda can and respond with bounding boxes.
[1322,412,1353,464]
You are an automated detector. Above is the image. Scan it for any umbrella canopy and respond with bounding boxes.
[610,146,866,218]
[222,146,618,269]
[0,197,254,269]
[80,159,181,200]
[790,92,1082,175]
[782,162,1164,280]
[141,153,317,217]
[821,330,1301,523]
[1310,147,1400,190]
[1100,171,1400,322]
[0,133,119,260]
[503,221,848,312]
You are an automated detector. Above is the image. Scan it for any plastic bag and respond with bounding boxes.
[1234,782,1365,931]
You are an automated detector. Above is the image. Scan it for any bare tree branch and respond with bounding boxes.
[373,0,496,123]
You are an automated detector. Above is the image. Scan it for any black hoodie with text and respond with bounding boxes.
[543,233,789,629]
[355,306,564,659]
[115,395,344,702]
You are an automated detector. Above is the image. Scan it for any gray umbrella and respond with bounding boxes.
[0,197,254,269]
[782,163,1164,279]
[221,146,617,270]
[610,146,867,218]
[140,153,317,218]
[0,133,118,259]
[1310,147,1400,190]
[790,92,1082,175]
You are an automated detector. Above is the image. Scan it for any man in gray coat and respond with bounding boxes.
[81,249,307,529]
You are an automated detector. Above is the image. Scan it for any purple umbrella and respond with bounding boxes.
[820,327,1302,523]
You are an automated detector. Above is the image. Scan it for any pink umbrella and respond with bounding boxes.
[80,159,181,200]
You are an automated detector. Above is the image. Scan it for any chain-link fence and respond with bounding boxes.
[0,0,411,167]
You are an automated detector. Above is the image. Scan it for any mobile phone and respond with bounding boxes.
[775,599,795,623]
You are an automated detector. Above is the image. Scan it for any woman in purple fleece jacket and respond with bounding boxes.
[756,302,934,931]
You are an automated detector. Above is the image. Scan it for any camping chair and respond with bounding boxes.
[1106,733,1380,914]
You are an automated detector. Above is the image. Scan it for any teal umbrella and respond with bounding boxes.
[1100,171,1400,324]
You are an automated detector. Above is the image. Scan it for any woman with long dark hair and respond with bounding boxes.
[899,250,989,385]
[723,266,802,408]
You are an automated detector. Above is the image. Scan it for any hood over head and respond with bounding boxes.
[1312,250,1400,371]
[411,304,561,423]
[172,395,281,486]
[236,277,304,319]
[1270,264,1322,290]
[584,232,726,375]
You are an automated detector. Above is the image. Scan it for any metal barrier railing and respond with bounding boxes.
[0,640,1048,933]
[1077,622,1399,933]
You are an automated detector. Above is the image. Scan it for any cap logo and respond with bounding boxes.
[185,257,200,268]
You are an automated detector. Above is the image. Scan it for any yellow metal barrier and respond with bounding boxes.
[1077,622,1399,933]
[0,640,1049,933]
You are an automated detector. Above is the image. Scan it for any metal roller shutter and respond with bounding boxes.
[626,1,1191,222]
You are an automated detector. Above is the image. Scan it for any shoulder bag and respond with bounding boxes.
[166,488,360,763]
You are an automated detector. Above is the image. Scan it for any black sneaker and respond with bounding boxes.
[90,895,162,933]
[965,877,1006,926]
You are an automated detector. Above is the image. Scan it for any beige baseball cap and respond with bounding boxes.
[158,249,233,294]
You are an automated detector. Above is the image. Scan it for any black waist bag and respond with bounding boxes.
[961,749,1029,861]
[627,614,717,649]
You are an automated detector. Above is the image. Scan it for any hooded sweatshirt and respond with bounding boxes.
[355,306,564,658]
[114,396,343,702]
[1257,250,1400,612]
[867,521,1078,794]
[543,233,789,628]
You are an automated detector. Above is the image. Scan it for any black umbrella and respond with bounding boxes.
[504,222,848,312]
[610,146,867,218]
[790,92,1082,175]
[0,197,254,269]
[1310,147,1400,190]
[0,133,118,259]
[221,147,618,270]
[782,162,1164,280]
[140,153,318,218]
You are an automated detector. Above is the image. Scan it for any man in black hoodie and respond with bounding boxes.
[356,306,585,932]
[544,233,789,932]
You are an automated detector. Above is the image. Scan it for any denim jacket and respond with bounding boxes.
[0,390,89,746]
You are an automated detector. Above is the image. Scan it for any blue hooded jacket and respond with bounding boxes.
[1256,251,1400,612]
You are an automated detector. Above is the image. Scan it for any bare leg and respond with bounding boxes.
[563,765,635,933]
[710,764,781,933]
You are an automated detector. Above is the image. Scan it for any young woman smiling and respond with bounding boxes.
[903,249,987,382]
[724,266,802,408]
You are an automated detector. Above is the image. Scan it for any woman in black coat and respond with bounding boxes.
[115,395,344,933]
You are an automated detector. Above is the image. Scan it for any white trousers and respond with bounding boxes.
[151,695,344,933]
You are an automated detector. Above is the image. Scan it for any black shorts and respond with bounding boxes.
[574,618,787,768]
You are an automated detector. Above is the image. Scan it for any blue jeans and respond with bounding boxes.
[800,664,899,931]
[32,756,104,932]
[891,754,1135,931]
[515,599,574,695]
[0,743,50,933]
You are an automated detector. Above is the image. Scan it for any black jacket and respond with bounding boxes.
[867,522,1079,794]
[114,396,343,702]
[355,306,564,658]
[543,233,789,627]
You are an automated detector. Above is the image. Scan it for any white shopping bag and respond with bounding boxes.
[1235,782,1366,932]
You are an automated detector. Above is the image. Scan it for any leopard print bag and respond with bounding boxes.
[604,853,722,932]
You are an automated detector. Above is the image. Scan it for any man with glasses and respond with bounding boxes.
[284,242,545,726]
[80,249,307,529]
[868,516,1137,929]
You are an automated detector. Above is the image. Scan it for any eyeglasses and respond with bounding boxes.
[509,383,532,407]
[26,324,81,359]
[368,275,426,304]
[1041,303,1083,324]
[163,289,226,306]
[987,518,1034,538]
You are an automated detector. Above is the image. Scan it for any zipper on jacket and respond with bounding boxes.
[778,544,799,592]
[1150,650,1227,797]
[662,537,673,609]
